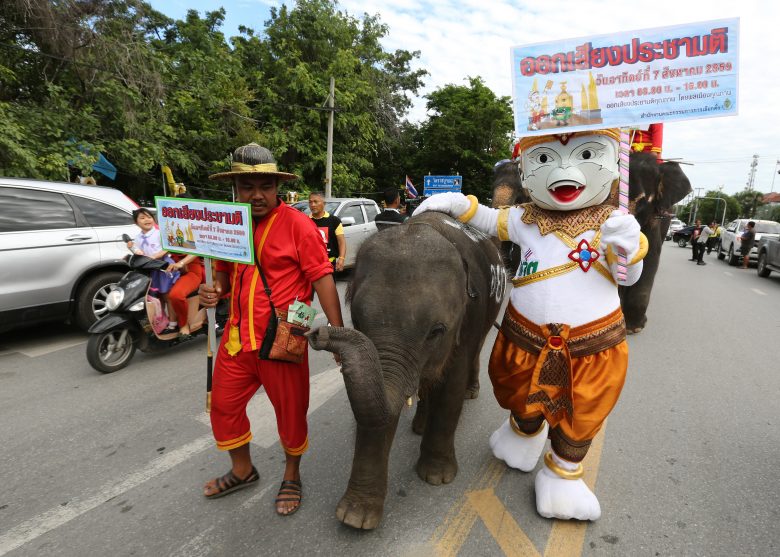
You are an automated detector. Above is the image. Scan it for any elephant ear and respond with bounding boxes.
[658,161,693,207]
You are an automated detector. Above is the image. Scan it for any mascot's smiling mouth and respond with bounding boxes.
[548,181,584,204]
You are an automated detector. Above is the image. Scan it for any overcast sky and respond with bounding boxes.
[153,0,779,197]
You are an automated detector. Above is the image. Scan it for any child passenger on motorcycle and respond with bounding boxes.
[127,208,179,332]
[166,254,204,337]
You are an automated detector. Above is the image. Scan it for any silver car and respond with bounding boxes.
[0,178,140,332]
[292,198,380,269]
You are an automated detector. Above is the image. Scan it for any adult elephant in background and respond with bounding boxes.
[490,152,691,333]
[308,211,506,530]
[620,152,691,332]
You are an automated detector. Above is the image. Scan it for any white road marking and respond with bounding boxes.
[0,366,344,556]
[196,366,344,448]
[168,525,216,557]
[239,481,276,510]
[0,435,214,556]
[0,335,87,358]
[751,288,767,296]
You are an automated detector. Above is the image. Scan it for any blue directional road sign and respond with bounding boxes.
[423,175,462,195]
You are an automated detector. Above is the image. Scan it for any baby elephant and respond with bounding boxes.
[308,211,506,529]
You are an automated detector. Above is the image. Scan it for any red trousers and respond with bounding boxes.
[210,335,310,455]
[168,263,203,326]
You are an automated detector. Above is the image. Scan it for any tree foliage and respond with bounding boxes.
[1,1,520,205]
[411,77,515,200]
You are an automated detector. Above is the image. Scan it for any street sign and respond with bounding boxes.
[423,175,462,195]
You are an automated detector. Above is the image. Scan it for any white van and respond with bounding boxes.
[0,178,140,332]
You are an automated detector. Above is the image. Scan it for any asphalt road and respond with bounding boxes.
[1,245,778,557]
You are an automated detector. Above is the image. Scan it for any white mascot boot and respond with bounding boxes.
[535,451,601,521]
[489,416,548,472]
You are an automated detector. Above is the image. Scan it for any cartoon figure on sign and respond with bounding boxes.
[175,224,184,247]
[526,89,543,130]
[413,128,647,521]
[552,82,573,126]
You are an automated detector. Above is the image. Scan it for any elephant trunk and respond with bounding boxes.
[308,326,392,429]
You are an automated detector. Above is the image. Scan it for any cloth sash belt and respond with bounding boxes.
[500,304,626,425]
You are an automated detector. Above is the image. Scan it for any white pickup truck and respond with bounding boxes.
[716,218,780,266]
[757,234,780,277]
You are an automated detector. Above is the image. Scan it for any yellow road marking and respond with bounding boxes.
[467,489,541,557]
[431,422,608,557]
[543,425,607,557]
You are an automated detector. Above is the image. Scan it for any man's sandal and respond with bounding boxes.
[204,466,259,499]
[275,479,302,516]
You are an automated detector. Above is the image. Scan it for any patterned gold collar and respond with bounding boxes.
[520,203,615,237]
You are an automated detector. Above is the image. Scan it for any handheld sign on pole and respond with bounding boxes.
[510,18,739,137]
[156,196,254,411]
[616,129,631,283]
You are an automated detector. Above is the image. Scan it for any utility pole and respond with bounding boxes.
[771,159,780,193]
[747,154,759,192]
[325,77,334,198]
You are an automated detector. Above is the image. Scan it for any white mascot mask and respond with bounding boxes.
[519,130,620,211]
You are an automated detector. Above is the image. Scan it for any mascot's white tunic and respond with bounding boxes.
[416,129,647,521]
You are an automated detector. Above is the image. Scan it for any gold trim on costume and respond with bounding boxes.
[521,203,614,237]
[458,195,479,223]
[497,207,510,241]
[510,414,546,437]
[217,430,253,451]
[631,232,648,264]
[516,129,620,154]
[284,437,309,456]
[544,451,584,480]
[249,212,278,351]
[512,261,578,287]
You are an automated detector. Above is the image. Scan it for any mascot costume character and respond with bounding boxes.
[414,128,647,521]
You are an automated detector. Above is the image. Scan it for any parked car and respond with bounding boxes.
[666,218,686,240]
[671,224,698,247]
[756,235,780,277]
[292,197,380,269]
[716,219,780,266]
[0,178,140,333]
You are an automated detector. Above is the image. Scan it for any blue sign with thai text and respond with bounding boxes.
[423,175,462,195]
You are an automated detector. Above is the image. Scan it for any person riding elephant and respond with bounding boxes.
[492,143,690,334]
[415,128,646,521]
[308,211,506,529]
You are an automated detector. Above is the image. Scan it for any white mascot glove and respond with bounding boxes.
[413,192,471,219]
[600,210,641,259]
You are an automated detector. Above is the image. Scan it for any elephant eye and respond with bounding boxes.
[427,323,447,340]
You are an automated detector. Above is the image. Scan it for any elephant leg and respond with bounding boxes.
[416,351,469,485]
[411,397,428,435]
[337,415,400,530]
[621,224,663,333]
[464,351,481,399]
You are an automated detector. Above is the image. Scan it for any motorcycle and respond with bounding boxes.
[86,235,226,373]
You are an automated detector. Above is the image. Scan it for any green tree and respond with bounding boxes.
[412,77,514,201]
[231,0,426,195]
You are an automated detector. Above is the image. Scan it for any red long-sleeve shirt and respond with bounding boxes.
[216,200,332,354]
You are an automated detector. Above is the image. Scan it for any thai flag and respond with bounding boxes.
[405,175,418,198]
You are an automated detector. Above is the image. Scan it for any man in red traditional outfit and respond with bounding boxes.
[630,123,663,161]
[198,143,344,516]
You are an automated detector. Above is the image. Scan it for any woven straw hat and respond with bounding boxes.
[208,143,298,182]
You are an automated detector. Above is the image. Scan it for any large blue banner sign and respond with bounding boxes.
[510,18,739,137]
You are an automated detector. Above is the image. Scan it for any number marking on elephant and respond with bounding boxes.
[431,425,607,557]
[442,219,490,243]
[490,264,508,303]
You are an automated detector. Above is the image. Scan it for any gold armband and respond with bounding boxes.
[458,195,479,223]
[604,232,649,266]
[544,452,584,480]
